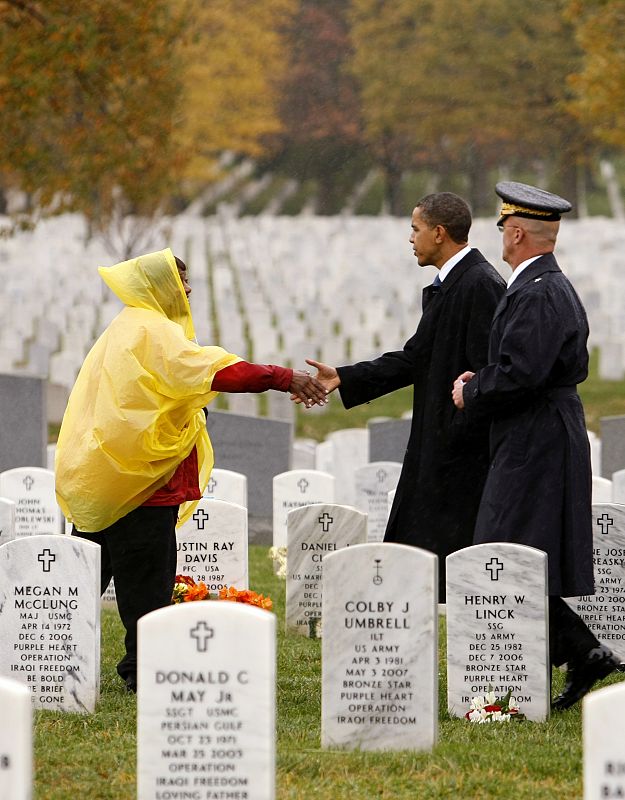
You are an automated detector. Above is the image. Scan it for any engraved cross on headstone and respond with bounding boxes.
[193,509,210,530]
[376,469,388,483]
[206,477,217,493]
[38,548,56,572]
[485,557,504,581]
[318,512,334,532]
[597,513,614,535]
[297,478,309,494]
[23,475,34,491]
[190,621,214,652]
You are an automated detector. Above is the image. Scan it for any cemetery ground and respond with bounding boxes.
[32,547,619,800]
[30,350,625,799]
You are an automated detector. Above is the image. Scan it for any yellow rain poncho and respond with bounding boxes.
[55,248,241,532]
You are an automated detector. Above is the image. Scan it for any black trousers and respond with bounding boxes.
[549,596,600,667]
[72,505,178,681]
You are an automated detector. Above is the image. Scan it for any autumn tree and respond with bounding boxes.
[349,0,589,214]
[566,0,625,150]
[348,0,434,214]
[174,0,296,188]
[270,0,368,215]
[0,0,294,249]
[0,0,191,249]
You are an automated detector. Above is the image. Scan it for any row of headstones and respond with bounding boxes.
[0,463,395,633]
[0,456,401,548]
[0,478,396,626]
[1,535,624,799]
[0,466,252,610]
[2,463,624,665]
[0,402,408,519]
[2,498,625,714]
[4,378,625,521]
[1,212,421,388]
[591,471,625,503]
[7,454,625,577]
[146,210,625,373]
[210,213,625,385]
[4,213,625,389]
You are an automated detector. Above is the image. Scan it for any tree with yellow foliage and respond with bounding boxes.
[0,0,294,247]
[0,0,188,239]
[349,0,588,214]
[566,0,625,150]
[176,0,296,187]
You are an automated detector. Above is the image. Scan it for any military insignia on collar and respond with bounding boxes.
[534,278,542,283]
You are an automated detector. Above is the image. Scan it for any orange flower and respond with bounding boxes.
[257,595,273,611]
[218,586,239,602]
[218,586,272,611]
[184,582,209,602]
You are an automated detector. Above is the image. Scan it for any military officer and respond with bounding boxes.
[452,181,621,710]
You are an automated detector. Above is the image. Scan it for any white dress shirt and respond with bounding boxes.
[438,245,472,283]
[507,255,541,288]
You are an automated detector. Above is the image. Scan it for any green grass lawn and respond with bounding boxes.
[32,545,623,800]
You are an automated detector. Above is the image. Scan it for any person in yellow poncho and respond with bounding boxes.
[55,248,326,692]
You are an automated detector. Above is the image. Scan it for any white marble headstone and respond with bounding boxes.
[176,499,248,591]
[0,676,31,800]
[354,462,402,542]
[567,504,625,663]
[46,443,56,471]
[0,534,100,713]
[137,602,275,800]
[446,543,550,722]
[286,504,367,636]
[326,429,369,506]
[315,440,334,475]
[322,543,437,751]
[0,468,62,536]
[100,574,117,609]
[593,476,613,504]
[584,682,625,800]
[272,470,335,551]
[227,393,258,417]
[203,468,248,507]
[292,439,317,471]
[0,498,16,545]
[589,431,602,478]
[387,489,396,523]
[611,470,625,503]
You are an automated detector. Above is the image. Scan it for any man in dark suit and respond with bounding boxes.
[453,181,621,709]
[305,192,506,600]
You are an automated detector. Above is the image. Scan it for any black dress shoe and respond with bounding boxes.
[124,676,137,694]
[552,645,620,710]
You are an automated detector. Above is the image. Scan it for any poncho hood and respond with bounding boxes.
[98,248,195,339]
[55,248,241,532]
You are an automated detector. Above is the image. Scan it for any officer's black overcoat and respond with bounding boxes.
[464,253,594,596]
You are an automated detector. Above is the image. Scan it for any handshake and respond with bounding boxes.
[288,359,341,409]
[291,361,477,410]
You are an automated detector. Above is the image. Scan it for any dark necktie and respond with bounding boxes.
[431,274,442,291]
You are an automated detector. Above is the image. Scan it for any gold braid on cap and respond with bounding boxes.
[500,202,553,218]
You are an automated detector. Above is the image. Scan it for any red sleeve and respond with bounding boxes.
[212,361,293,393]
[144,447,201,506]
